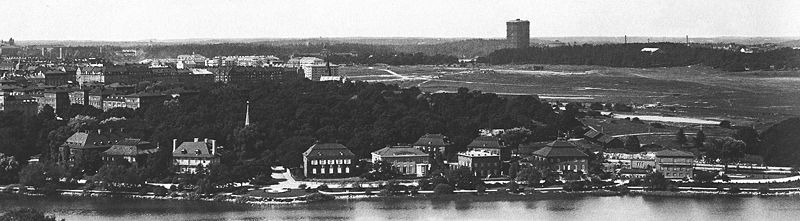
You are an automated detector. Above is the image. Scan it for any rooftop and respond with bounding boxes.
[467,136,505,149]
[654,149,695,158]
[372,146,427,157]
[103,139,157,156]
[303,143,356,158]
[531,139,589,158]
[173,141,217,158]
[413,134,451,146]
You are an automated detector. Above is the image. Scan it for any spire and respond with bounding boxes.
[244,100,251,126]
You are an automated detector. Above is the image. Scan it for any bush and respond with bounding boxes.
[232,188,249,195]
[153,186,169,196]
[728,187,741,194]
[39,183,59,196]
[758,187,770,195]
[138,188,149,196]
[305,193,335,202]
[433,184,454,195]
[476,185,487,194]
[505,181,519,193]
[316,184,329,191]
[298,184,307,189]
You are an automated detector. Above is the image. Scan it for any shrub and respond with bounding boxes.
[138,188,149,196]
[378,189,390,196]
[153,186,168,196]
[433,184,454,195]
[728,187,741,194]
[758,187,770,195]
[505,181,519,193]
[306,193,335,202]
[476,185,487,194]
[298,184,307,189]
[316,184,329,191]
[232,188,249,195]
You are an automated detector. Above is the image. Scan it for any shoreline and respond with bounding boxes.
[6,185,800,206]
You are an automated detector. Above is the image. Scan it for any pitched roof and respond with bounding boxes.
[302,143,355,158]
[173,141,216,158]
[597,134,621,144]
[584,130,603,139]
[413,134,451,146]
[467,136,505,149]
[63,131,122,149]
[372,146,427,157]
[532,139,589,158]
[103,139,157,156]
[654,149,695,158]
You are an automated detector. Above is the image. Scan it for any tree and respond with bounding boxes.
[694,130,706,148]
[92,163,142,190]
[624,135,642,152]
[0,208,58,221]
[589,102,604,110]
[693,170,716,185]
[0,154,20,185]
[361,160,400,181]
[675,129,688,146]
[444,167,483,190]
[19,163,65,188]
[433,183,453,194]
[515,167,541,186]
[643,172,669,190]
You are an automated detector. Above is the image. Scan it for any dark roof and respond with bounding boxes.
[620,168,650,174]
[102,139,157,156]
[597,135,621,144]
[372,146,427,157]
[173,141,217,158]
[654,149,695,158]
[303,143,355,158]
[63,131,122,149]
[467,136,505,149]
[584,130,603,139]
[413,134,451,146]
[532,139,589,158]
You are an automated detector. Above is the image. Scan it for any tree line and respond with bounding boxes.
[486,43,800,71]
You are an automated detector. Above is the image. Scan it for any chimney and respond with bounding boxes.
[211,140,216,155]
[194,137,199,142]
[172,139,178,152]
[204,138,208,143]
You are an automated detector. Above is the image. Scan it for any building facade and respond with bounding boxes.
[302,143,356,179]
[172,138,220,174]
[371,145,430,177]
[412,133,451,163]
[467,136,510,161]
[654,149,695,179]
[457,150,501,178]
[529,139,590,173]
[101,138,158,167]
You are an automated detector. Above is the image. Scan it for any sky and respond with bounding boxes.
[1,0,799,41]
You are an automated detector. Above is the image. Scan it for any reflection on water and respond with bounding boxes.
[2,194,800,220]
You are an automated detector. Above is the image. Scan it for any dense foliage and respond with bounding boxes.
[487,43,800,71]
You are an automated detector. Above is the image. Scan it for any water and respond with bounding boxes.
[1,194,797,221]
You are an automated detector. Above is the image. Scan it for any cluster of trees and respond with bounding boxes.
[0,78,576,190]
[328,52,458,65]
[486,43,800,72]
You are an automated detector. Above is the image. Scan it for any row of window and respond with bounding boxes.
[311,166,350,174]
[663,166,690,171]
[310,159,351,165]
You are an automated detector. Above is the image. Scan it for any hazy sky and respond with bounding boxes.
[1,0,799,41]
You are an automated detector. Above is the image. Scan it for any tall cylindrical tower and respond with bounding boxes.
[506,19,530,49]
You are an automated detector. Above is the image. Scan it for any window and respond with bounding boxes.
[338,166,342,174]
[311,160,318,165]
[344,159,351,164]
[312,168,317,174]
[345,166,350,173]
[320,160,326,165]
[329,167,334,174]
[336,159,342,164]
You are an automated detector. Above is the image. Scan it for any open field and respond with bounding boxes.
[340,64,800,128]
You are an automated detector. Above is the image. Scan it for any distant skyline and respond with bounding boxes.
[1,0,799,41]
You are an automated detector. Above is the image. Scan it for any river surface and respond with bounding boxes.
[1,194,798,221]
